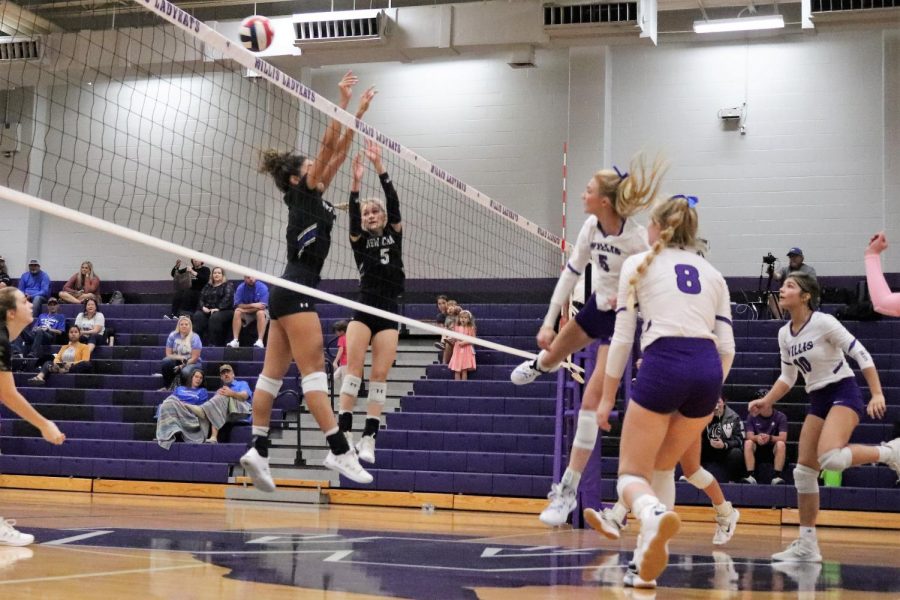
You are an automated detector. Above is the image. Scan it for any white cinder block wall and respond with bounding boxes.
[608,32,891,277]
[0,28,897,280]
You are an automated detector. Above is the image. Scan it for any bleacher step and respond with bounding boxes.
[226,486,328,504]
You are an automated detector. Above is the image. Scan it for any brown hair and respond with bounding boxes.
[0,287,18,321]
[626,195,699,310]
[593,154,667,219]
[260,149,307,193]
[786,272,820,310]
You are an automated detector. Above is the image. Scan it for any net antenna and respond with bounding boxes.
[0,0,579,368]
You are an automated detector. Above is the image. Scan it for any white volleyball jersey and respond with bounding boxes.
[777,312,873,393]
[566,216,649,311]
[611,247,734,353]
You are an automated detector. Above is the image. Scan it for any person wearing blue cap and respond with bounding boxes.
[775,247,816,282]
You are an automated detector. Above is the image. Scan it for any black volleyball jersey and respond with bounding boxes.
[284,175,336,282]
[349,172,405,299]
[0,323,12,372]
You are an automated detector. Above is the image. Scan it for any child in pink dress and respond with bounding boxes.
[449,310,477,380]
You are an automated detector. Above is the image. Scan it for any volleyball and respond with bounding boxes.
[239,15,274,52]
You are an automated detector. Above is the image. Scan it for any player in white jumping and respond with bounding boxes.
[589,194,736,585]
[511,156,666,527]
[750,271,900,563]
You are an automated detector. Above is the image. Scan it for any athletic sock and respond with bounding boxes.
[338,411,353,433]
[363,417,381,438]
[326,427,351,455]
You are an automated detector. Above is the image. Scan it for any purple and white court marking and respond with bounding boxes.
[30,526,900,598]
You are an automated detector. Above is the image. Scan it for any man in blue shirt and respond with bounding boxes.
[202,363,253,443]
[18,259,51,318]
[227,276,269,349]
[13,297,66,360]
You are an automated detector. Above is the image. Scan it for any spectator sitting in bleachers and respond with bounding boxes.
[12,297,65,360]
[227,276,269,349]
[74,298,106,358]
[159,315,202,391]
[700,397,746,483]
[58,261,100,305]
[433,295,449,352]
[331,320,348,393]
[200,364,252,444]
[155,368,209,449]
[0,255,9,289]
[18,259,50,318]
[167,258,210,319]
[191,267,235,346]
[27,325,92,386]
[743,402,788,484]
[440,301,461,364]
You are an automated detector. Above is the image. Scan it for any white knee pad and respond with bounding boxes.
[616,474,648,499]
[340,374,362,398]
[255,375,283,397]
[368,381,387,405]
[793,464,819,495]
[651,469,676,510]
[686,468,715,490]
[573,409,599,450]
[818,447,852,473]
[301,371,329,395]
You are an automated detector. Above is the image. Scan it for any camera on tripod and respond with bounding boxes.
[762,252,776,266]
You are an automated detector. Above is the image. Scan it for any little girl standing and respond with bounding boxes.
[449,310,477,380]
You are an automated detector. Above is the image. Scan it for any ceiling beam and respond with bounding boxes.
[0,0,62,35]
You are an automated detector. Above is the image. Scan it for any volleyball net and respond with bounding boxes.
[0,2,562,358]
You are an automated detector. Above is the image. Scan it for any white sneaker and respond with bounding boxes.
[584,506,627,540]
[713,505,740,545]
[635,504,681,582]
[226,339,239,348]
[882,438,900,480]
[254,339,264,349]
[356,436,376,464]
[510,351,558,385]
[771,477,785,485]
[0,519,35,547]
[239,447,276,493]
[742,475,757,484]
[772,538,822,562]
[538,483,577,526]
[623,560,657,589]
[324,450,373,484]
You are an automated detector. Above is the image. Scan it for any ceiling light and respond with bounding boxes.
[693,14,785,33]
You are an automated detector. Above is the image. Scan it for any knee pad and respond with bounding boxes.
[340,374,362,399]
[573,409,598,450]
[616,474,649,499]
[301,371,329,395]
[650,469,676,510]
[818,447,852,473]
[255,375,283,397]
[686,468,715,490]
[368,381,387,405]
[793,464,819,495]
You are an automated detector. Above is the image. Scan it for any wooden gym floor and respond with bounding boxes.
[0,488,897,599]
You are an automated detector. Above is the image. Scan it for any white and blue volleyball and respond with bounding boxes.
[239,15,274,52]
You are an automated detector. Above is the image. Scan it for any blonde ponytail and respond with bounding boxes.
[626,196,695,311]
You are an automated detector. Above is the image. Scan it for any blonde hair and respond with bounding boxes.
[77,261,96,288]
[457,310,476,333]
[360,197,387,233]
[594,154,667,219]
[626,195,700,311]
[174,315,194,339]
